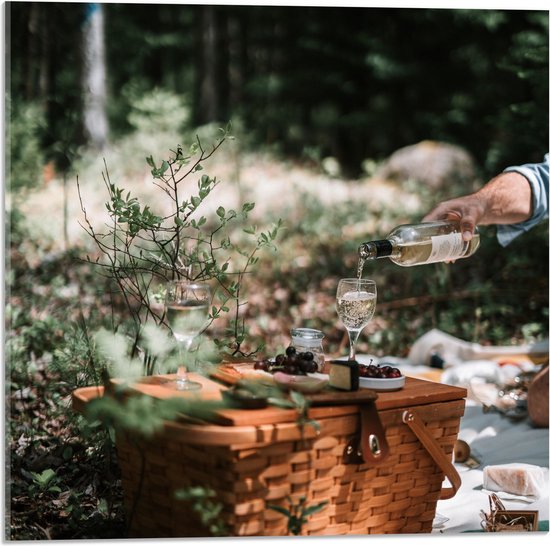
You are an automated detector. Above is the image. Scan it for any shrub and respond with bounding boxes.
[6,97,46,192]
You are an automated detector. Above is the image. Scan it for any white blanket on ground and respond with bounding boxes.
[434,400,549,534]
[355,333,549,535]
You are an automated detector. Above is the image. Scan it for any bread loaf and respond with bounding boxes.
[483,463,546,498]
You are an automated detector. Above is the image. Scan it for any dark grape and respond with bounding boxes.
[286,355,297,366]
[258,346,325,377]
[254,360,270,371]
[285,346,297,357]
[284,364,298,375]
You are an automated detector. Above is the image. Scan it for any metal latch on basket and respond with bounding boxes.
[343,403,389,465]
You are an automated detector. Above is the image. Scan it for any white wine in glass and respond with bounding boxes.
[165,280,211,391]
[336,278,376,361]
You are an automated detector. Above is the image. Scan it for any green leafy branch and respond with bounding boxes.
[175,486,227,536]
[269,389,320,433]
[77,127,282,370]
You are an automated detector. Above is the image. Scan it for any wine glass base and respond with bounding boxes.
[176,379,202,391]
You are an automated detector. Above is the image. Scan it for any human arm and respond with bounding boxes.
[423,156,549,246]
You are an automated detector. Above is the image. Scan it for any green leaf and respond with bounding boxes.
[31,468,57,487]
[267,397,295,409]
[290,390,307,408]
[216,206,225,218]
[267,505,291,517]
[302,501,328,517]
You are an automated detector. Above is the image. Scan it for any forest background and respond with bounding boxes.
[4,0,549,540]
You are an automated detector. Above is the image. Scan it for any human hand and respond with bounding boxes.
[423,171,533,242]
[422,194,486,242]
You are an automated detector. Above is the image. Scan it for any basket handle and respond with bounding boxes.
[402,410,461,500]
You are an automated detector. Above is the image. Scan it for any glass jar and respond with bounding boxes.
[290,328,326,373]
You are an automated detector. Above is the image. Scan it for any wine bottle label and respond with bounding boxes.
[428,233,465,262]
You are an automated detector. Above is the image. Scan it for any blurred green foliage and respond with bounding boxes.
[6,98,46,192]
[6,4,548,179]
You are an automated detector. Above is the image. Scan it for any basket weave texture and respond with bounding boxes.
[115,397,464,537]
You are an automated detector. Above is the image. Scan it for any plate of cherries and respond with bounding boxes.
[358,361,405,391]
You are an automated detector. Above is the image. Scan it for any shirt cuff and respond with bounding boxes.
[498,158,549,246]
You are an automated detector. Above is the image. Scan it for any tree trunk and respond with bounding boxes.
[197,6,219,123]
[227,11,247,111]
[82,2,108,149]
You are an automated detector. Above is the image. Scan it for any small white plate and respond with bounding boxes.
[359,375,406,391]
[272,372,329,394]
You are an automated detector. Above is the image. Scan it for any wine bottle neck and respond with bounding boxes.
[359,240,393,259]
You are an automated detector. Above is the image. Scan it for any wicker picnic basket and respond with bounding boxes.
[73,375,466,537]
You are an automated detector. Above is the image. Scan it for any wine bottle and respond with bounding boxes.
[358,221,480,267]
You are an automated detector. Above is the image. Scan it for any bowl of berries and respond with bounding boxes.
[358,361,405,391]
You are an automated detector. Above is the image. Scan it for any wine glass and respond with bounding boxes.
[165,280,211,391]
[336,278,376,361]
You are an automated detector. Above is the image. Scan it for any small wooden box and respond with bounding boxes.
[491,510,539,532]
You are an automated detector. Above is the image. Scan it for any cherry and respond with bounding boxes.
[358,363,402,379]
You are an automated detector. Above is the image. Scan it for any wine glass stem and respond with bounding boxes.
[347,329,361,361]
[177,336,200,373]
[180,338,194,353]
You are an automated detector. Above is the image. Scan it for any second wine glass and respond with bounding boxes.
[165,280,211,391]
[336,278,376,361]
